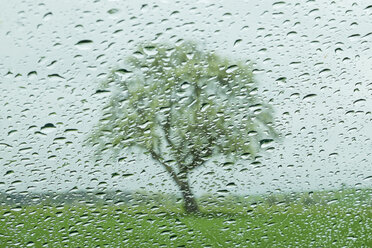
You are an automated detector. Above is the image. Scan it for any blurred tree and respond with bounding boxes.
[88,41,277,213]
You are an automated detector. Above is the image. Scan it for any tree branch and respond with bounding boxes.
[149,149,182,186]
[187,135,215,171]
[162,103,190,164]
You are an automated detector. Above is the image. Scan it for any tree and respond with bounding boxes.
[88,41,277,213]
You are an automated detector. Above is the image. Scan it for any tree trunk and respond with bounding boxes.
[150,151,199,214]
[177,178,199,214]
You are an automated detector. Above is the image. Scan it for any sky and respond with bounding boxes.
[0,0,371,196]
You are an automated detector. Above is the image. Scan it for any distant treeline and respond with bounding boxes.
[0,187,370,208]
[0,190,134,206]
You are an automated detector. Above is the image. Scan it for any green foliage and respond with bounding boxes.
[1,189,371,247]
[89,41,277,171]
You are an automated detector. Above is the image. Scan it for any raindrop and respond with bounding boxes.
[180,81,190,89]
[303,94,317,101]
[4,170,14,176]
[27,71,37,78]
[48,74,64,80]
[143,46,158,56]
[75,40,93,50]
[226,65,238,73]
[233,39,242,47]
[260,139,274,149]
[122,173,134,178]
[40,123,56,133]
[107,8,119,14]
[319,68,331,75]
[43,12,53,21]
[353,98,366,106]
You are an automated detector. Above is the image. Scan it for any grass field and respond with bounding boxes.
[0,188,371,247]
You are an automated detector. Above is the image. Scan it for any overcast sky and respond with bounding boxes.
[0,0,371,196]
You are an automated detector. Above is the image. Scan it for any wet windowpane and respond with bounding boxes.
[1,0,371,247]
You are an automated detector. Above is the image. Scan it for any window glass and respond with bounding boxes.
[0,0,371,247]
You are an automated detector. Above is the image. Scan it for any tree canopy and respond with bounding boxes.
[88,41,277,213]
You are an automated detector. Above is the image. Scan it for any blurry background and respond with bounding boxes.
[0,0,371,196]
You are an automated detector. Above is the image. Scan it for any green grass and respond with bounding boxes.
[0,189,371,247]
